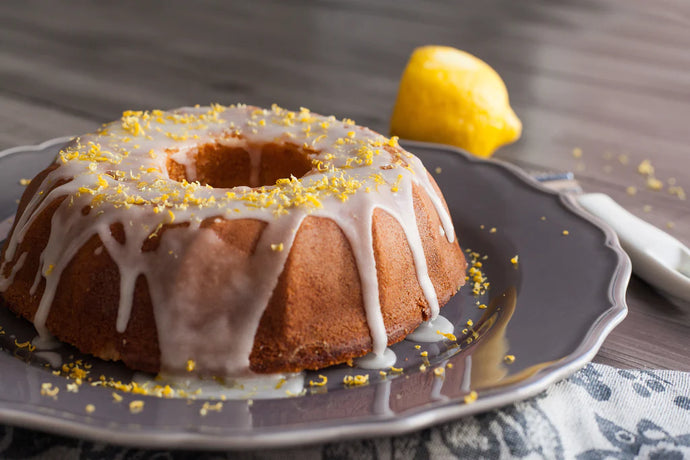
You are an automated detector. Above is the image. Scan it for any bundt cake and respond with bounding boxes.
[0,104,467,376]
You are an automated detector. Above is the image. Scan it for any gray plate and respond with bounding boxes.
[0,138,630,449]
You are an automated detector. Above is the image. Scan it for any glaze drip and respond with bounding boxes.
[0,104,457,375]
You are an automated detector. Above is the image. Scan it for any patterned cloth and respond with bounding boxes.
[0,364,688,459]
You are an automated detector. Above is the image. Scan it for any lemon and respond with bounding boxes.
[390,46,522,157]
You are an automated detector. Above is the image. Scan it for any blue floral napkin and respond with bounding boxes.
[1,363,688,459]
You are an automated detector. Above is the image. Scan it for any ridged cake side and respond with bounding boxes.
[0,104,466,376]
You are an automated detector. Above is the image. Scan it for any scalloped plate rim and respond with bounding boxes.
[0,137,630,450]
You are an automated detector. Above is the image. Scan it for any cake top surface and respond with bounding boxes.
[58,104,415,223]
[2,104,456,376]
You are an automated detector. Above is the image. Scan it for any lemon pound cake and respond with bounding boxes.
[0,104,467,376]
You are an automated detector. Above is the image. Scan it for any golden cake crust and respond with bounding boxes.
[0,104,467,376]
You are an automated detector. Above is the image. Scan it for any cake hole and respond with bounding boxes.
[166,142,314,188]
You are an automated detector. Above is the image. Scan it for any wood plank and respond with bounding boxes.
[0,95,97,150]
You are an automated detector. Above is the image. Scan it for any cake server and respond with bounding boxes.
[535,172,690,308]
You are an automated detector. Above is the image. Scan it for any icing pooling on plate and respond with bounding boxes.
[405,315,455,342]
[133,371,306,400]
[354,347,397,370]
[0,104,456,376]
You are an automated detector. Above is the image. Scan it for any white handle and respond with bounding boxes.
[576,193,690,305]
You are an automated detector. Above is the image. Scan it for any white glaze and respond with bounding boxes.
[0,104,457,376]
[373,379,393,416]
[0,252,25,291]
[34,351,62,368]
[461,355,472,392]
[246,144,263,188]
[354,347,397,369]
[430,360,449,401]
[405,315,455,342]
[0,216,13,242]
[31,333,61,350]
[133,371,305,399]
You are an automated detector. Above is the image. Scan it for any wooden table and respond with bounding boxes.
[0,0,688,376]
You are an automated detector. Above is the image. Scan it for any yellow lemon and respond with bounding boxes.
[390,46,522,157]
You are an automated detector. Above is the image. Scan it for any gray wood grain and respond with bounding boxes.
[0,0,688,373]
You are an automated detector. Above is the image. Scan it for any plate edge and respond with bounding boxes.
[0,138,632,450]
